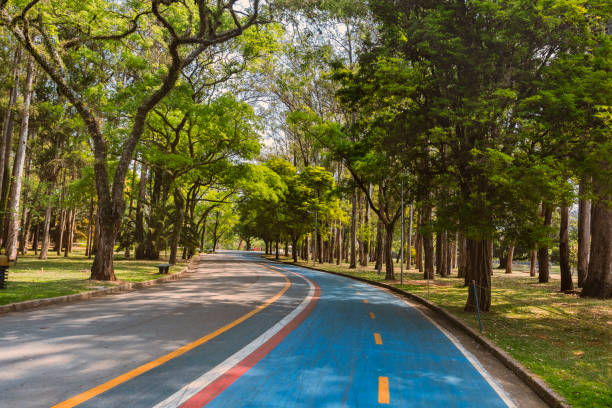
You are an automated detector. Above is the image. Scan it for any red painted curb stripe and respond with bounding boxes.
[180,279,321,408]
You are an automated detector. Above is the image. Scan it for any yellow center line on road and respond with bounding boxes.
[369,312,375,319]
[378,376,390,404]
[374,332,383,345]
[51,264,291,408]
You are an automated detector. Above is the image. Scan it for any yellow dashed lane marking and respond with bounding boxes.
[378,376,390,404]
[374,332,383,345]
[369,312,375,319]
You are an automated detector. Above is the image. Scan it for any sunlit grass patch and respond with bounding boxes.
[0,251,186,306]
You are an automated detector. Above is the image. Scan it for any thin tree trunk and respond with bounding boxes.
[89,210,97,259]
[577,183,591,287]
[56,208,66,256]
[374,219,384,271]
[39,203,53,259]
[422,205,434,279]
[581,185,612,298]
[5,57,34,260]
[538,205,553,283]
[134,161,148,259]
[529,250,536,277]
[64,209,74,257]
[336,225,342,265]
[488,240,494,275]
[445,233,452,276]
[559,206,574,292]
[350,187,357,268]
[505,244,515,274]
[435,231,443,275]
[85,199,94,257]
[407,203,413,268]
[457,233,467,278]
[440,232,449,277]
[383,223,395,280]
[32,222,39,255]
[0,47,21,246]
[169,190,184,265]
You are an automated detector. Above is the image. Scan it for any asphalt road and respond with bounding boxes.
[0,251,535,407]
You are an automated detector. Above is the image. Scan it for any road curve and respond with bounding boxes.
[0,251,525,407]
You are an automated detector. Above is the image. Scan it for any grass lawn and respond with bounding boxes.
[266,255,612,408]
[0,249,186,306]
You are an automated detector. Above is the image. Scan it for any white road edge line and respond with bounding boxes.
[414,307,517,408]
[284,263,517,408]
[152,267,315,408]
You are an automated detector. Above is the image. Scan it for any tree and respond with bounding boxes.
[4,56,33,260]
[1,0,264,280]
[329,0,612,310]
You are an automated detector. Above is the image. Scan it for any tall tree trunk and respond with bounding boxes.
[63,209,74,257]
[538,205,553,283]
[416,212,423,272]
[445,233,452,276]
[211,211,220,253]
[374,219,384,271]
[349,187,357,268]
[435,231,443,275]
[0,47,21,246]
[451,233,457,270]
[169,190,184,265]
[464,238,492,312]
[275,240,279,260]
[529,250,536,277]
[358,193,365,265]
[32,222,39,255]
[457,233,467,278]
[56,208,66,256]
[18,155,34,255]
[89,210,96,259]
[505,244,515,274]
[134,161,148,259]
[363,185,371,265]
[422,205,434,279]
[85,199,94,257]
[581,186,612,298]
[39,203,53,259]
[559,206,574,292]
[383,223,395,280]
[497,249,508,270]
[292,236,298,262]
[577,183,591,287]
[336,225,342,265]
[5,57,34,260]
[407,203,413,268]
[440,232,449,277]
[488,240,494,275]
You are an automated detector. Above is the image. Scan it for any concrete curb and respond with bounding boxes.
[0,256,201,315]
[268,257,570,408]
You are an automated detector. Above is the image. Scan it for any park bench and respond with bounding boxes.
[156,264,170,274]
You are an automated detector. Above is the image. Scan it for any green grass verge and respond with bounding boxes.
[267,255,611,408]
[0,251,185,306]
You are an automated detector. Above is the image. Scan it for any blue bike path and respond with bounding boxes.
[203,258,514,408]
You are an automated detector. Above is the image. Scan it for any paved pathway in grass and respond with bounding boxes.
[0,251,544,407]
